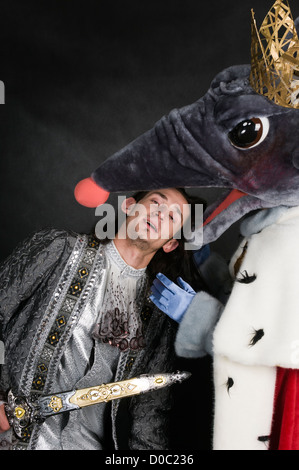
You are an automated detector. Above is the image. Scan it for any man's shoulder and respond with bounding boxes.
[23,227,79,250]
[8,228,83,264]
[30,227,79,242]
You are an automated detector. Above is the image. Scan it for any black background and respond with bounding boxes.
[1,0,298,450]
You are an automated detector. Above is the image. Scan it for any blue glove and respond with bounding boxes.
[149,272,196,323]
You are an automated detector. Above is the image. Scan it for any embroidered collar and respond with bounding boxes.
[105,240,147,278]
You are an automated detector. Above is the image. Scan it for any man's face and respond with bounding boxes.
[124,188,190,252]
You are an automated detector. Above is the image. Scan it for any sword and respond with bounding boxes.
[5,371,191,439]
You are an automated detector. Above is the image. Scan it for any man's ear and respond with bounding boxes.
[121,197,136,215]
[162,239,179,253]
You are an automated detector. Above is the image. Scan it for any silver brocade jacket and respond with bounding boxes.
[0,229,177,450]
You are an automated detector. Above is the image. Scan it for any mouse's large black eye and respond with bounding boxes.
[228,117,269,149]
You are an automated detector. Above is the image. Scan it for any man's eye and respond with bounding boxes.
[228,117,269,149]
[151,199,159,205]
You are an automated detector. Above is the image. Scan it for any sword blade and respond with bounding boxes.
[39,371,191,417]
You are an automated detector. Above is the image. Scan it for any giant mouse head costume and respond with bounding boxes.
[74,0,299,246]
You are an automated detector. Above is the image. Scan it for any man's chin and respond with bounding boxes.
[129,233,166,251]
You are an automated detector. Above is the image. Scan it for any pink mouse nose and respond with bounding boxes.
[74,177,110,208]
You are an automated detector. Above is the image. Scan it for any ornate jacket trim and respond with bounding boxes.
[14,234,102,449]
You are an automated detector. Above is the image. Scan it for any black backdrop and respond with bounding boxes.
[1,0,298,450]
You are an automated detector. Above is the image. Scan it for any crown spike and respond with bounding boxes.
[250,0,299,109]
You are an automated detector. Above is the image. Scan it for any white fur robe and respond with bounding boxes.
[212,206,299,449]
[176,205,299,450]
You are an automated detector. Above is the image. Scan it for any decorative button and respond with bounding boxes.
[56,315,66,329]
[69,282,82,297]
[48,331,59,345]
[78,267,89,279]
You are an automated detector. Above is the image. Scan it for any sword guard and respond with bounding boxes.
[5,390,44,439]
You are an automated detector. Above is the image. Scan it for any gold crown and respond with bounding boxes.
[250,0,299,109]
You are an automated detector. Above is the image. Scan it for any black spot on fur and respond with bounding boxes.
[236,270,257,284]
[249,328,264,346]
[226,377,234,393]
[258,435,270,442]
